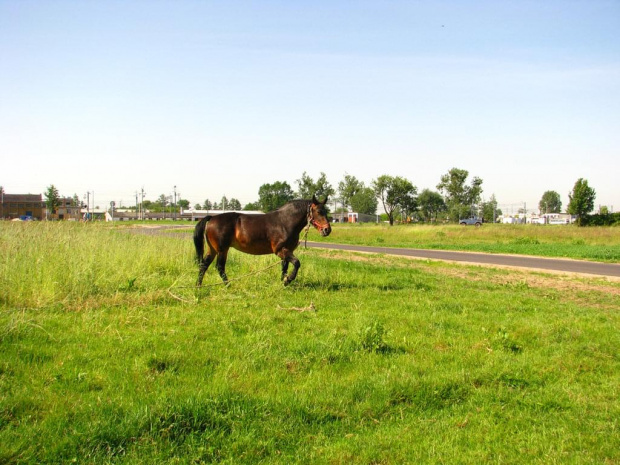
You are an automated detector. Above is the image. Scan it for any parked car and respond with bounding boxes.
[459,217,483,227]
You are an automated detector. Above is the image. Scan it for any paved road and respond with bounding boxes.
[306,242,620,279]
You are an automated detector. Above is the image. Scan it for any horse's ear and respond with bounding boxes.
[312,194,319,204]
[322,196,329,205]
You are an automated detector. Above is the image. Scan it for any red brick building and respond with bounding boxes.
[1,194,44,220]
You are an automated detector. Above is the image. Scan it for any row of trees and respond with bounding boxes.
[222,168,490,225]
[38,171,599,225]
[41,185,194,215]
[141,196,190,213]
[233,169,598,226]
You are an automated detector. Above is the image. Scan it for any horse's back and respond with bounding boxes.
[233,213,275,255]
[205,212,271,255]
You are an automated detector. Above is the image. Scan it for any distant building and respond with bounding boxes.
[541,213,575,225]
[46,197,82,221]
[1,194,44,220]
[499,213,575,225]
[81,208,107,221]
[344,212,378,223]
[179,208,264,221]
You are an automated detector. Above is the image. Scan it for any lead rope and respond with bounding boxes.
[301,205,313,248]
[167,260,283,302]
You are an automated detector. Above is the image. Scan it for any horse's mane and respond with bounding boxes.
[278,199,310,212]
[275,199,311,215]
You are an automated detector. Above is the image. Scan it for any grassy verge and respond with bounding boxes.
[321,223,620,262]
[1,222,619,463]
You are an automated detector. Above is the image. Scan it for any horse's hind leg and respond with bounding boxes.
[197,243,217,286]
[216,249,230,285]
[197,255,214,286]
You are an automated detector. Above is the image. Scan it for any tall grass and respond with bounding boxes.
[1,222,619,463]
[0,222,191,309]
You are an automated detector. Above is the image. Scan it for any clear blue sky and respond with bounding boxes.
[1,0,618,213]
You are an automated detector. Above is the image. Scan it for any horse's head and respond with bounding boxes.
[310,195,332,237]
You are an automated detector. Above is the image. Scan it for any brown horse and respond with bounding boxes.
[194,196,332,286]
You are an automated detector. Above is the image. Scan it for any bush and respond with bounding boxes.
[581,213,620,226]
[358,319,389,353]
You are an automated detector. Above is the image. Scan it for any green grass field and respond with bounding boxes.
[1,222,619,464]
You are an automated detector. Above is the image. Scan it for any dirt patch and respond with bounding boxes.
[432,264,620,297]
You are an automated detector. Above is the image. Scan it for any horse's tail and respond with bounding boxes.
[193,215,212,263]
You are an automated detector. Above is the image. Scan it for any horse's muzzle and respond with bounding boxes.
[319,225,332,237]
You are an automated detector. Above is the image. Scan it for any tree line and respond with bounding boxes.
[190,168,601,226]
[38,169,602,225]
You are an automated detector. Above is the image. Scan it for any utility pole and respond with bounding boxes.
[177,190,181,218]
[84,191,90,221]
[173,185,177,220]
[140,187,146,220]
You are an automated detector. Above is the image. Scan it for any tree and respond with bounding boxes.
[258,181,295,212]
[539,190,561,214]
[202,199,213,210]
[338,174,364,208]
[417,189,446,223]
[243,201,261,211]
[71,193,81,207]
[228,198,242,210]
[372,175,417,225]
[157,194,169,210]
[178,199,190,209]
[296,172,335,200]
[336,174,376,216]
[338,174,378,215]
[436,168,483,222]
[220,196,229,210]
[481,195,502,223]
[44,184,60,218]
[567,178,596,226]
[350,187,378,215]
[400,188,418,221]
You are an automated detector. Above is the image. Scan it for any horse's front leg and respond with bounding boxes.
[281,259,289,282]
[278,250,300,286]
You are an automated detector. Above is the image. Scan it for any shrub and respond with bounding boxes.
[358,319,389,353]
